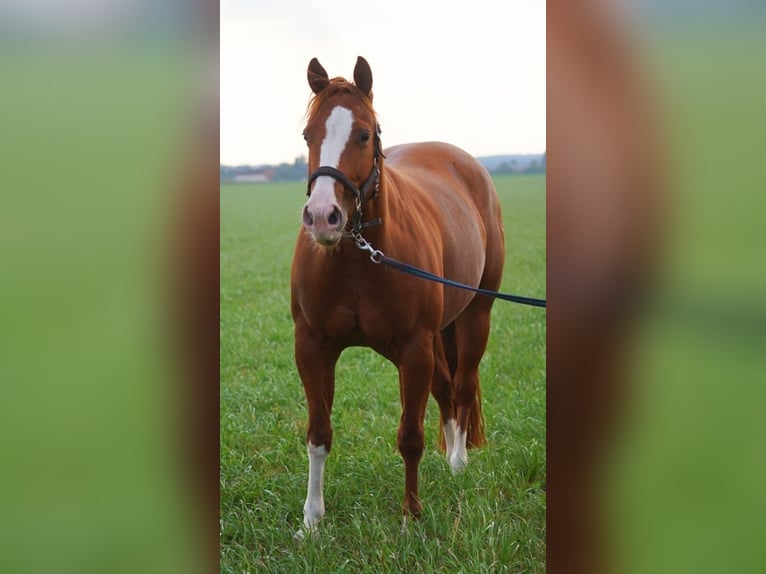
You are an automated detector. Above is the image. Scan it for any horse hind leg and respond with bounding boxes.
[449,296,494,473]
[431,323,458,461]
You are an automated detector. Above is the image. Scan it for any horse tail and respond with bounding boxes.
[437,415,447,452]
[466,382,486,448]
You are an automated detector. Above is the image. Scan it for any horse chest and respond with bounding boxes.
[322,304,358,338]
[312,298,397,345]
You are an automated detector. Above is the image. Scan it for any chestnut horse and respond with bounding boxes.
[291,56,505,534]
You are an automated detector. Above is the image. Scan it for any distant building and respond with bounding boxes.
[231,167,275,183]
[233,173,269,183]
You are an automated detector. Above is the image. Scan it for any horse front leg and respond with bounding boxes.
[293,317,340,537]
[396,331,435,519]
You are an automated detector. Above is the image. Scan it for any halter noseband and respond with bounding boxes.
[306,126,384,235]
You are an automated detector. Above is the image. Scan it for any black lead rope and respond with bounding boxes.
[380,254,547,308]
[352,232,547,309]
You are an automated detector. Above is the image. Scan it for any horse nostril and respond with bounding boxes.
[302,205,314,228]
[327,206,342,227]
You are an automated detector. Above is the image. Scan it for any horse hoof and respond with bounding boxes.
[449,454,468,474]
[293,525,319,543]
[402,496,423,518]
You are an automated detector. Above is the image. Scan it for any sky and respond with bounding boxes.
[220,0,545,166]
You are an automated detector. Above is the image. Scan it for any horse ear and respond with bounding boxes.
[307,58,329,94]
[353,56,373,99]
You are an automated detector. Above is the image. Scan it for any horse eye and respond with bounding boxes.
[359,131,371,144]
[302,132,310,144]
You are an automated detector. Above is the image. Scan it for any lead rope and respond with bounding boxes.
[351,230,546,308]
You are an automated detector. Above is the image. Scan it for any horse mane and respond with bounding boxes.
[306,77,376,122]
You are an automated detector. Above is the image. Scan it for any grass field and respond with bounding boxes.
[220,173,546,573]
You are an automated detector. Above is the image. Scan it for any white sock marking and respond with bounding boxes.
[449,426,468,474]
[308,106,354,207]
[444,418,457,460]
[303,442,328,530]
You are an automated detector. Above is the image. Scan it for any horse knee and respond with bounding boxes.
[397,427,424,460]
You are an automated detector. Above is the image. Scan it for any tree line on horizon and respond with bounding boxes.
[221,152,545,183]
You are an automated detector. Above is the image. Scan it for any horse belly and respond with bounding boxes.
[438,208,487,328]
[389,155,492,327]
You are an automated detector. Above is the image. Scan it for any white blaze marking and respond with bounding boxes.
[319,106,353,166]
[449,426,468,474]
[309,106,354,205]
[303,442,328,530]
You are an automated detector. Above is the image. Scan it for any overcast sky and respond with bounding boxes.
[221,0,545,166]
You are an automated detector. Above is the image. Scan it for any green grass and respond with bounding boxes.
[221,173,546,573]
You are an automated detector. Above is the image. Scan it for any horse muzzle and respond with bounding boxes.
[302,202,346,246]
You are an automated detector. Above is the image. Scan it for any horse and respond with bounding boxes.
[291,56,505,535]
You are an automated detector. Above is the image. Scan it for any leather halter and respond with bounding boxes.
[306,127,384,234]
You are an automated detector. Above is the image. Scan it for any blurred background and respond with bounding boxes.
[0,1,218,573]
[610,3,766,572]
[1,1,764,573]
[548,1,766,573]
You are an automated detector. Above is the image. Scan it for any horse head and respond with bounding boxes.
[301,56,380,247]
